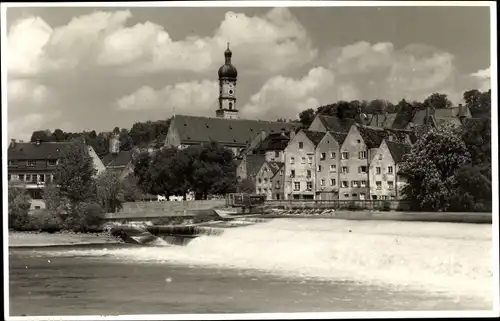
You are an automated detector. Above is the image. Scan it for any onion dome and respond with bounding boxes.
[218,43,238,79]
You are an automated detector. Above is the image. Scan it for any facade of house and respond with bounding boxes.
[255,161,285,200]
[314,131,347,200]
[8,140,106,210]
[283,130,325,200]
[369,140,411,200]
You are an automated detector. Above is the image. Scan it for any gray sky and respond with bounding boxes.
[6,5,491,140]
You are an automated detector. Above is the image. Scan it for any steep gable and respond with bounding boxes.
[386,140,412,164]
[356,125,388,149]
[313,115,357,133]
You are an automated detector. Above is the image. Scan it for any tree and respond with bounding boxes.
[8,186,32,230]
[53,139,98,206]
[30,130,52,143]
[96,171,125,213]
[52,129,65,142]
[423,93,452,110]
[298,108,315,128]
[399,123,471,211]
[464,89,491,119]
[237,178,256,193]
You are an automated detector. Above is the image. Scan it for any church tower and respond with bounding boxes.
[216,44,239,119]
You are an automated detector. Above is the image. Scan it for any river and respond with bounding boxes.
[8,218,494,316]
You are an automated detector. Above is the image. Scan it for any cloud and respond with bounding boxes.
[8,8,316,76]
[470,67,491,92]
[241,42,491,120]
[241,67,358,120]
[116,80,218,116]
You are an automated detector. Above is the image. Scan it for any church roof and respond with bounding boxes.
[171,115,301,147]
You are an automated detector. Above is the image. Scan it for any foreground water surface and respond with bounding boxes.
[9,218,493,316]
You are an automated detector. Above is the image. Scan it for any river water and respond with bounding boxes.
[8,218,494,316]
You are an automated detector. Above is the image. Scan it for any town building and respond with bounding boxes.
[7,139,106,210]
[283,130,325,200]
[314,131,347,200]
[255,161,285,200]
[164,45,300,157]
[101,134,134,180]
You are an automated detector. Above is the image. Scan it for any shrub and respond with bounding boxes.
[67,202,105,233]
[347,201,359,211]
[8,187,32,231]
[381,200,391,211]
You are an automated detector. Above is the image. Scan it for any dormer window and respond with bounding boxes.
[27,160,36,167]
[48,159,57,166]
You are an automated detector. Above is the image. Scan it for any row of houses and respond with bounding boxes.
[236,104,473,201]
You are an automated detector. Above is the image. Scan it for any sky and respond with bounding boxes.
[6,3,492,141]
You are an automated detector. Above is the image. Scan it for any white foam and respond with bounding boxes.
[41,218,493,305]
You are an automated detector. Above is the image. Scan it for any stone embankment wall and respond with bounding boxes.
[265,199,413,211]
[105,200,226,219]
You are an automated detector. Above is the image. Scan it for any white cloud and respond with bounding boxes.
[116,80,218,116]
[8,8,316,76]
[470,67,491,92]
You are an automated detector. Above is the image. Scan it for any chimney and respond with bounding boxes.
[109,134,120,154]
[10,139,16,148]
[424,105,430,125]
[458,104,466,118]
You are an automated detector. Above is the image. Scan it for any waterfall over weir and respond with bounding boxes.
[63,218,492,306]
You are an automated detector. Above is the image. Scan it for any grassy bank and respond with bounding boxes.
[8,231,123,248]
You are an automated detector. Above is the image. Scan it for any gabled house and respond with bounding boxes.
[338,124,387,200]
[8,139,106,210]
[283,130,325,200]
[369,140,412,200]
[101,134,134,180]
[255,161,285,200]
[406,104,471,130]
[308,114,357,133]
[314,131,347,200]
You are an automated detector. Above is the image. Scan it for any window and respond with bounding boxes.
[280,170,284,176]
[308,156,313,164]
[388,181,394,189]
[359,151,367,159]
[352,193,358,198]
[258,178,262,184]
[376,181,382,190]
[19,174,25,181]
[391,195,396,200]
[307,170,312,178]
[351,181,359,188]
[341,152,349,160]
[306,182,313,190]
[357,139,361,144]
[341,166,349,174]
[294,182,300,191]
[298,142,304,149]
[372,195,378,200]
[344,193,350,198]
[388,166,394,174]
[39,174,45,182]
[360,193,366,200]
[264,178,268,184]
[330,164,336,172]
[25,174,31,182]
[48,159,57,166]
[264,167,268,172]
[360,180,367,187]
[31,174,37,182]
[263,188,268,193]
[290,170,295,177]
[378,153,383,160]
[257,188,262,194]
[320,152,326,160]
[330,152,336,159]
[301,157,306,164]
[27,160,36,167]
[330,179,336,186]
[358,166,367,173]
[320,179,325,186]
[317,165,322,172]
[342,181,349,188]
[290,157,295,164]
[275,181,280,189]
[376,167,381,175]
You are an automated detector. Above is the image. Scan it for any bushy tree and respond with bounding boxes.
[298,108,315,128]
[54,139,98,205]
[8,186,32,230]
[423,93,452,110]
[399,123,471,211]
[96,170,125,213]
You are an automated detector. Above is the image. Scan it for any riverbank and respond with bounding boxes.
[8,231,123,248]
